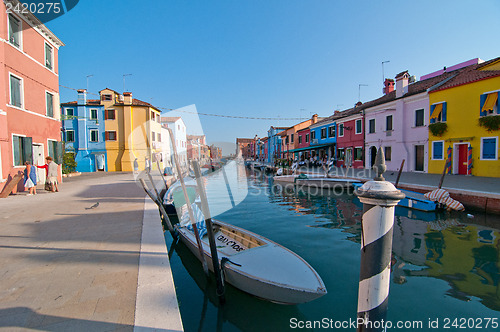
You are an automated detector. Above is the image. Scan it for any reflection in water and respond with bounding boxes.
[168,165,500,331]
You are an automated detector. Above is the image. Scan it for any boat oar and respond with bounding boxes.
[394,159,405,187]
[166,128,209,275]
[193,160,226,304]
[139,178,175,234]
[156,159,169,198]
[221,166,236,209]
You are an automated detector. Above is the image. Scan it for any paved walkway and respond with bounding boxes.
[0,172,183,331]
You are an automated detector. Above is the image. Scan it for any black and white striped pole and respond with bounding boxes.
[355,147,405,332]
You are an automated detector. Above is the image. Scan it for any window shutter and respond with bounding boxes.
[479,94,487,117]
[433,141,443,159]
[483,139,496,159]
[22,136,33,164]
[55,141,63,164]
[105,132,109,141]
[104,110,108,120]
[442,102,447,122]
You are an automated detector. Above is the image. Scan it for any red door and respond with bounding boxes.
[458,144,468,175]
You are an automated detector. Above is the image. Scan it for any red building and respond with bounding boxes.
[0,1,64,194]
[236,138,254,159]
[335,107,364,168]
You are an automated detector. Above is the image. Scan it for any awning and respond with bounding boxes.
[482,92,498,112]
[288,143,334,153]
[430,103,443,119]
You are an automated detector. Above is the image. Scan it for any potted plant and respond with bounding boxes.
[478,115,500,132]
[429,122,448,137]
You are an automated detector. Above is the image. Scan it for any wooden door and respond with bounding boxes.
[458,144,468,175]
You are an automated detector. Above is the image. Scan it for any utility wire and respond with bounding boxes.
[59,84,305,121]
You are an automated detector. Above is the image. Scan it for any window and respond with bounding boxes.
[102,94,112,101]
[46,92,54,117]
[355,119,362,134]
[90,109,98,120]
[285,136,289,144]
[354,147,363,161]
[45,43,53,70]
[66,108,74,117]
[104,131,116,141]
[305,133,309,143]
[291,134,294,143]
[151,111,155,120]
[369,119,375,133]
[384,146,392,161]
[8,14,21,48]
[104,109,115,120]
[47,140,63,164]
[12,135,32,166]
[480,92,499,116]
[90,130,99,142]
[9,74,22,108]
[66,130,75,142]
[298,135,302,144]
[430,102,447,123]
[432,141,444,160]
[338,123,344,137]
[328,125,335,138]
[158,133,161,142]
[152,132,156,141]
[386,115,393,131]
[481,137,498,160]
[320,128,327,139]
[337,148,345,160]
[415,109,424,127]
[311,131,316,140]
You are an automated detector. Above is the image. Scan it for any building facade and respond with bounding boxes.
[335,108,364,168]
[162,116,187,166]
[1,0,64,193]
[100,89,162,172]
[427,57,500,177]
[61,90,107,172]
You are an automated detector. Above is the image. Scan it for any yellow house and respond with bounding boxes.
[428,57,500,177]
[100,89,163,172]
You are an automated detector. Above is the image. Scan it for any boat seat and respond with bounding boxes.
[219,227,263,249]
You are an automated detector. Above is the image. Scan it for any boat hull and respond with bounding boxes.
[176,220,327,304]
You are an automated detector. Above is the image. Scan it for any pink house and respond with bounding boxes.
[0,1,64,194]
[363,62,473,172]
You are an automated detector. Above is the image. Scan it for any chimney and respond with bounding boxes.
[123,92,132,105]
[383,78,395,95]
[395,71,410,98]
[312,113,318,124]
[77,89,87,105]
[355,101,362,107]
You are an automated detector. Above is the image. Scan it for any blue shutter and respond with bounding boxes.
[430,105,436,124]
[433,141,443,159]
[442,102,447,122]
[480,94,487,117]
[482,138,496,159]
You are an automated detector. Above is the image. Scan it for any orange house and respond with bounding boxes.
[0,0,64,194]
[280,114,319,160]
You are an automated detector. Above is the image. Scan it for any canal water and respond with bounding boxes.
[164,162,500,331]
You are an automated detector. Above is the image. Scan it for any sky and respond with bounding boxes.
[46,0,500,152]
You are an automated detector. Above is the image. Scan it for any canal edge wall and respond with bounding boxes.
[134,197,184,331]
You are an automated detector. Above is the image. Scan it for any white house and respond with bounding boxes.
[161,116,187,166]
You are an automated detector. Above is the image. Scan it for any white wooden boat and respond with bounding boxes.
[273,174,362,189]
[175,218,327,304]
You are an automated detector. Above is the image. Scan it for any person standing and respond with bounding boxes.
[133,158,139,174]
[38,156,59,192]
[24,161,37,195]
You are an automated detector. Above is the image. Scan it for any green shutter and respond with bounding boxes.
[22,137,33,164]
[12,136,21,166]
[46,93,54,117]
[55,141,63,164]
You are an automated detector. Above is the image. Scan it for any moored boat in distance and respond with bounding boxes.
[352,182,437,212]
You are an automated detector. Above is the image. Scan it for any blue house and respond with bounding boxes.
[266,126,286,164]
[61,89,108,172]
[308,115,337,161]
